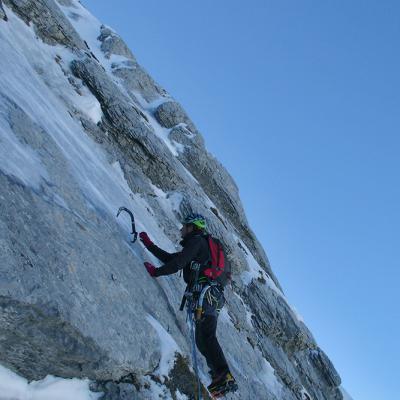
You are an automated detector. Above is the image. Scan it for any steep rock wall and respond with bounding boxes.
[0,1,342,399]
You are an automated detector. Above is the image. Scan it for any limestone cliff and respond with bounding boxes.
[0,1,343,399]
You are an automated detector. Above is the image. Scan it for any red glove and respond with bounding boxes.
[144,262,157,277]
[139,232,153,248]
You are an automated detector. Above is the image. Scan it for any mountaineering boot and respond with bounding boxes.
[207,370,229,391]
[207,371,237,398]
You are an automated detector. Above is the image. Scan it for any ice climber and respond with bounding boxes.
[140,214,237,397]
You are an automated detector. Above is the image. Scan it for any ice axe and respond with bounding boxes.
[116,206,138,243]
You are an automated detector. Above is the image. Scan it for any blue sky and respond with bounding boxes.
[82,1,400,399]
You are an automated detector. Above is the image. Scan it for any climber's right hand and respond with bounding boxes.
[139,232,153,248]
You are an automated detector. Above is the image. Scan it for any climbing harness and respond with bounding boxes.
[116,206,138,243]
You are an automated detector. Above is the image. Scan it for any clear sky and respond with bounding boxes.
[82,1,400,399]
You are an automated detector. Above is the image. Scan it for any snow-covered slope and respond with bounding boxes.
[0,1,346,399]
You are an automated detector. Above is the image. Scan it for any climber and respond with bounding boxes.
[139,214,237,397]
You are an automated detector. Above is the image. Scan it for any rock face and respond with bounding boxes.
[96,23,167,103]
[0,1,343,399]
[3,0,86,48]
[154,101,197,132]
[0,0,7,21]
[98,25,136,60]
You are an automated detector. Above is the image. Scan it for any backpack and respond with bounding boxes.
[203,235,231,287]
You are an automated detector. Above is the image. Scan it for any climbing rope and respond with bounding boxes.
[187,298,202,400]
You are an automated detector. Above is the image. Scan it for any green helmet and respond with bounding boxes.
[183,213,207,230]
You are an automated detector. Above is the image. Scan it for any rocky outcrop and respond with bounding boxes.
[3,0,86,49]
[154,101,198,133]
[56,0,76,6]
[98,25,135,60]
[245,281,316,354]
[169,124,204,149]
[111,60,168,103]
[97,24,167,103]
[310,349,342,388]
[292,349,343,400]
[0,0,7,21]
[70,57,187,192]
[0,296,108,380]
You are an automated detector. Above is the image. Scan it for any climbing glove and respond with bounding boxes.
[139,232,153,248]
[144,261,157,277]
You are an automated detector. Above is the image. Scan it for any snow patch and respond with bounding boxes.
[73,85,103,124]
[146,314,181,381]
[170,139,186,154]
[174,390,189,400]
[237,237,283,297]
[149,182,168,199]
[219,307,235,328]
[0,113,49,190]
[147,186,184,230]
[256,358,282,397]
[168,192,184,214]
[232,290,254,328]
[0,364,101,400]
[111,161,132,195]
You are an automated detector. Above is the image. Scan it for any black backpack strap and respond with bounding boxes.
[179,261,203,311]
[179,284,189,311]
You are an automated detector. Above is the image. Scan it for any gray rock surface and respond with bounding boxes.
[245,281,316,354]
[3,0,86,49]
[0,1,343,399]
[91,381,140,400]
[111,60,168,103]
[98,25,135,60]
[56,0,76,6]
[0,296,108,380]
[154,101,197,132]
[96,24,167,103]
[0,0,7,20]
[292,349,343,400]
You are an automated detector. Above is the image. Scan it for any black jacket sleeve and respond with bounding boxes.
[146,243,178,263]
[154,236,202,277]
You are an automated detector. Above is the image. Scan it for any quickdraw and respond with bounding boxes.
[116,206,138,243]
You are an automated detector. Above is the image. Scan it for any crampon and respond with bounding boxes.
[209,377,238,399]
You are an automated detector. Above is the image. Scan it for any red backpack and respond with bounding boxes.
[203,235,231,286]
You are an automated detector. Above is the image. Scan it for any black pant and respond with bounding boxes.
[195,286,229,376]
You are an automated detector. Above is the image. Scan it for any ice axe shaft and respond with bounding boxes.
[117,206,138,243]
